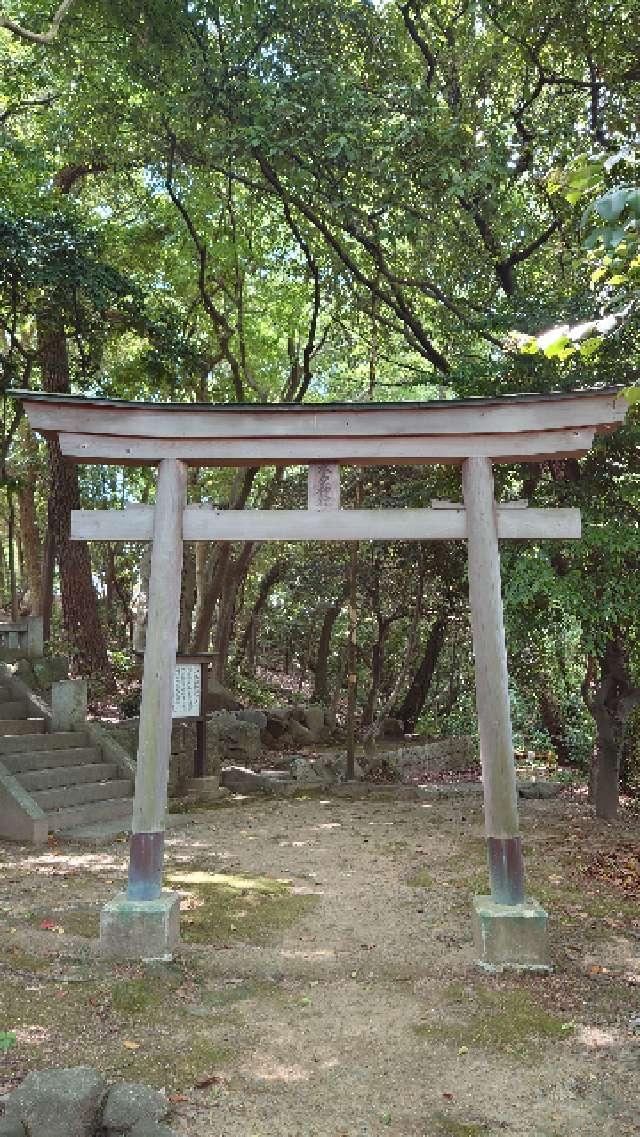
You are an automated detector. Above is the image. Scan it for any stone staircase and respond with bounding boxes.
[0,678,133,840]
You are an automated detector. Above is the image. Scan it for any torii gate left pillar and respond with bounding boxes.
[101,459,187,959]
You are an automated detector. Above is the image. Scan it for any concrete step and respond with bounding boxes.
[34,779,132,812]
[48,796,133,832]
[1,747,102,775]
[0,701,27,720]
[0,719,45,736]
[0,731,89,755]
[20,763,119,792]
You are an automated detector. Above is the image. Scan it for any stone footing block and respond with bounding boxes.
[472,895,551,973]
[100,892,180,961]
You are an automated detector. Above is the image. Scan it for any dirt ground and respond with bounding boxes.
[0,791,639,1137]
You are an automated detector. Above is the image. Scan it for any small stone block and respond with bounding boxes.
[51,678,87,732]
[100,891,180,961]
[472,895,551,973]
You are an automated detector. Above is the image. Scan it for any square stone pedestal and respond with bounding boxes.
[100,891,180,961]
[472,895,551,973]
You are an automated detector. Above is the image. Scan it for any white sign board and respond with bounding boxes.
[172,663,201,718]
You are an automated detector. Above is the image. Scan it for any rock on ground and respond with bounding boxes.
[102,1082,169,1132]
[5,1067,106,1137]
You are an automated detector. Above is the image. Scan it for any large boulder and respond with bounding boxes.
[289,753,364,783]
[220,765,276,792]
[237,708,268,731]
[315,753,365,782]
[206,678,243,712]
[102,1082,168,1133]
[209,711,261,764]
[517,779,561,799]
[264,708,289,741]
[290,757,325,784]
[5,1067,106,1137]
[365,736,478,781]
[287,719,314,746]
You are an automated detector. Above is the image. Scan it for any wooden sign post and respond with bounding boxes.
[15,386,629,970]
[172,654,215,779]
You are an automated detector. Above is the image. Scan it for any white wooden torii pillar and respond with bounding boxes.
[17,386,628,968]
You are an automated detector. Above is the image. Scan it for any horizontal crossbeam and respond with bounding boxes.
[71,506,581,542]
[58,428,597,466]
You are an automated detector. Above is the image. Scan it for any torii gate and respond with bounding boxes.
[16,386,628,969]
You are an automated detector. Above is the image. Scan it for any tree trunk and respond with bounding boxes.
[132,543,151,653]
[17,428,43,614]
[235,559,286,667]
[211,541,256,681]
[583,638,640,820]
[537,686,572,766]
[178,543,197,651]
[364,616,387,726]
[393,612,447,731]
[7,488,18,620]
[313,592,346,702]
[37,311,111,678]
[41,525,55,643]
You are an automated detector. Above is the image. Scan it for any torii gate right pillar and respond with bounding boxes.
[463,458,550,971]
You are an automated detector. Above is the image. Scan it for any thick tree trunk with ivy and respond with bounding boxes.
[583,638,640,820]
[37,312,111,678]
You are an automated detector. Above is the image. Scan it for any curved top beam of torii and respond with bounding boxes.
[13,385,628,467]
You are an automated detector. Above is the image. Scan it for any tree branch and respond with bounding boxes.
[0,0,76,44]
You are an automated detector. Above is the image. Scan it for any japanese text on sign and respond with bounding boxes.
[172,663,201,718]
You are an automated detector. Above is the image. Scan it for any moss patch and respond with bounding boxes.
[407,867,435,889]
[430,1114,488,1136]
[415,986,573,1058]
[165,870,318,945]
[110,978,159,1016]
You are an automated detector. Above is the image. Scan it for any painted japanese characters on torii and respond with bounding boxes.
[17,387,629,969]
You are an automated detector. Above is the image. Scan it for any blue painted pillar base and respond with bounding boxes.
[487,835,525,904]
[472,895,551,973]
[99,890,180,961]
[127,831,165,901]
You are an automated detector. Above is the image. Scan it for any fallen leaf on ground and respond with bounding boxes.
[39,919,64,933]
[194,1074,221,1089]
[123,1040,140,1050]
